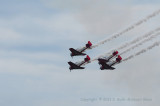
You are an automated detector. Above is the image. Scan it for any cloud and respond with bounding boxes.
[0,27,21,41]
[42,0,160,37]
[0,0,160,106]
[42,1,160,104]
[42,0,131,35]
[0,12,89,49]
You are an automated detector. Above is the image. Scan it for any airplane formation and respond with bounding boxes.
[68,9,160,71]
[68,41,123,71]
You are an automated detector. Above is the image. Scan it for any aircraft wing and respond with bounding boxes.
[68,62,85,70]
[98,51,119,64]
[100,62,115,70]
[69,48,86,57]
[98,58,109,64]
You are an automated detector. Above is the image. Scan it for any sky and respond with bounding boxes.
[0,0,160,106]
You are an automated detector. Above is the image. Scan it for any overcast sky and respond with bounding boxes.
[0,0,160,106]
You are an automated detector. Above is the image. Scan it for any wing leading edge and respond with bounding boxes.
[69,48,86,57]
[68,62,85,70]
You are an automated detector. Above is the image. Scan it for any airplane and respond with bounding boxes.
[98,50,119,64]
[68,55,91,71]
[99,55,122,70]
[69,41,92,57]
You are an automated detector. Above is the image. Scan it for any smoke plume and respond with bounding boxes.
[92,9,160,48]
[91,28,160,61]
[120,32,160,55]
[123,41,160,62]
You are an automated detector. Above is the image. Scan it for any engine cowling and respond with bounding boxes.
[86,41,92,48]
[116,55,122,62]
[84,55,91,62]
[113,51,118,56]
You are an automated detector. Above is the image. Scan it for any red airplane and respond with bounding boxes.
[99,55,122,70]
[98,51,119,64]
[68,55,91,71]
[69,41,92,57]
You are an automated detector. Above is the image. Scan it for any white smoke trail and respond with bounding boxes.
[92,9,160,48]
[123,41,160,62]
[120,32,160,55]
[106,28,160,54]
[91,28,160,61]
[116,28,160,50]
